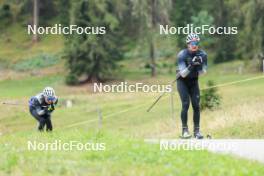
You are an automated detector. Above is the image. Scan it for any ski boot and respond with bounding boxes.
[180,127,192,139]
[194,127,204,139]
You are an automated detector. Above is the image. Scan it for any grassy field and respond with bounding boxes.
[0,65,264,175]
[1,63,264,137]
[1,130,264,176]
[0,24,264,175]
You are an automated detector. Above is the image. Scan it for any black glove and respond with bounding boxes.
[190,56,202,66]
[47,104,55,112]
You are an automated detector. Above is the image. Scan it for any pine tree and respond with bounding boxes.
[65,0,125,84]
[214,0,236,63]
[171,0,202,47]
[131,0,171,77]
[59,0,71,28]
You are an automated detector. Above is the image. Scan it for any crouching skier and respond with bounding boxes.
[176,33,207,139]
[29,87,58,132]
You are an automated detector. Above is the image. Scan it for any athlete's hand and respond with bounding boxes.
[191,56,202,66]
[47,104,55,112]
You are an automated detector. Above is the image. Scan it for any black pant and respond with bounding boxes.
[29,108,52,131]
[177,77,200,128]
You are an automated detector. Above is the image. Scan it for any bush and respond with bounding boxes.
[13,53,60,71]
[200,80,221,111]
[0,4,12,26]
[65,74,79,85]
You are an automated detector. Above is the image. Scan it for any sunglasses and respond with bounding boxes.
[46,96,55,102]
[189,41,199,46]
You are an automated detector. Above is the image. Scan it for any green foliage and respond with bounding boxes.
[59,0,71,28]
[171,0,203,47]
[65,73,79,85]
[0,0,58,25]
[65,0,126,84]
[214,35,237,63]
[39,0,58,21]
[0,4,12,26]
[2,0,264,70]
[213,0,236,63]
[200,80,221,110]
[130,0,172,76]
[3,0,264,57]
[191,10,215,48]
[13,53,60,71]
[235,0,264,62]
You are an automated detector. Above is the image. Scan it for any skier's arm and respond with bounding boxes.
[31,99,46,115]
[54,97,58,105]
[199,54,207,75]
[37,108,45,115]
[178,52,190,78]
[29,95,47,115]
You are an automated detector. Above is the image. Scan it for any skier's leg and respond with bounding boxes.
[45,114,53,132]
[30,108,44,131]
[177,78,190,128]
[177,79,191,138]
[190,80,203,139]
[29,108,40,122]
[38,117,45,131]
[190,80,200,128]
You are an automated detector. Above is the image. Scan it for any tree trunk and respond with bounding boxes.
[259,52,264,72]
[150,0,157,77]
[150,38,156,77]
[87,55,101,83]
[32,0,39,43]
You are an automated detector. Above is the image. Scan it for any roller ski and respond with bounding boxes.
[180,127,192,139]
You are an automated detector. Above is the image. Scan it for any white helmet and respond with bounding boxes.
[186,33,200,43]
[43,87,55,97]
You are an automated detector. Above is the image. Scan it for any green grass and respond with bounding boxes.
[0,69,264,175]
[0,23,63,65]
[0,75,62,98]
[1,63,264,136]
[1,130,264,176]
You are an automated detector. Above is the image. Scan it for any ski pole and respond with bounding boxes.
[147,65,191,112]
[2,102,27,106]
[147,74,179,112]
